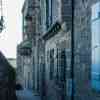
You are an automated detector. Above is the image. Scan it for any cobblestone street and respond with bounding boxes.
[16,89,41,100]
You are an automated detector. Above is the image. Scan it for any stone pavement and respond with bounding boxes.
[16,89,41,100]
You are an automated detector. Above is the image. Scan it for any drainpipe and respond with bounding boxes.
[71,0,74,100]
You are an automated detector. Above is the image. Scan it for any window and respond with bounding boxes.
[47,47,66,82]
[52,0,60,24]
[56,48,66,84]
[24,34,28,40]
[46,0,52,29]
[82,0,88,8]
[98,12,100,18]
[60,49,66,81]
[46,0,49,28]
[82,0,88,4]
[49,49,54,80]
[56,48,59,81]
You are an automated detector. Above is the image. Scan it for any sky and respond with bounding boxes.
[0,0,24,58]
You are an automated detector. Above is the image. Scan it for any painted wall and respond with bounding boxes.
[91,2,100,91]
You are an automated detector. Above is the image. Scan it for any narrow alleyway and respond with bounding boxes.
[16,89,41,100]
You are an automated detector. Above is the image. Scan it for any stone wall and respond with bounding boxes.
[74,0,100,100]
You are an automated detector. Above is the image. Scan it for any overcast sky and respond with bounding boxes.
[0,0,24,58]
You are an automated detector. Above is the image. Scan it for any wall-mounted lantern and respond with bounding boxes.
[25,13,32,21]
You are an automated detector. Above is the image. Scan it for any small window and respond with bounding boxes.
[98,12,100,18]
[56,48,66,84]
[82,0,88,8]
[60,49,66,82]
[82,0,87,3]
[46,0,53,29]
[49,49,54,80]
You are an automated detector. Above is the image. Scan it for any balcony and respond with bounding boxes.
[18,40,32,56]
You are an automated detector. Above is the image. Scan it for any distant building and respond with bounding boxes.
[0,52,16,100]
[7,58,16,68]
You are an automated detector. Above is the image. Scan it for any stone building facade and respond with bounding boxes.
[16,0,100,100]
[39,0,72,100]
[73,0,100,100]
[17,0,34,90]
[17,0,41,91]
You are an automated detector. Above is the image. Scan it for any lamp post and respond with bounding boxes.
[0,0,5,33]
[71,0,74,100]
